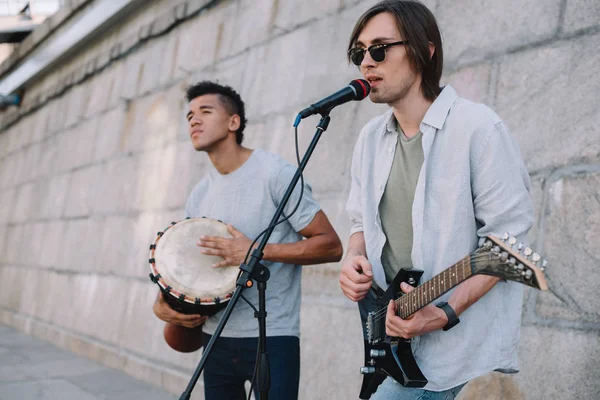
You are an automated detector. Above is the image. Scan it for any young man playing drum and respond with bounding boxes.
[152,81,343,400]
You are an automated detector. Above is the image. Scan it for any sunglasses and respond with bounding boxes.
[347,41,409,66]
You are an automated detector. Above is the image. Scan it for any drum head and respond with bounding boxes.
[153,218,239,303]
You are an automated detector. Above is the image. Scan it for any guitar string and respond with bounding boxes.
[367,254,494,322]
[367,253,502,322]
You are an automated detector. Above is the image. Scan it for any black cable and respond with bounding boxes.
[246,123,305,400]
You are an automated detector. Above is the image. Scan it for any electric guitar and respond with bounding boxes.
[358,234,548,399]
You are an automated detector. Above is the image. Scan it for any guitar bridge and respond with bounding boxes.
[366,311,384,345]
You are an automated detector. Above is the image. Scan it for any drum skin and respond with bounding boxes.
[163,323,203,353]
[149,218,239,316]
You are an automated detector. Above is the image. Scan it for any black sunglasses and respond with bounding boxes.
[348,41,409,66]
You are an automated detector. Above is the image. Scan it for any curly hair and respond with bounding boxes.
[186,81,248,144]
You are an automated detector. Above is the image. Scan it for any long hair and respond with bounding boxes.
[186,81,247,144]
[348,0,443,101]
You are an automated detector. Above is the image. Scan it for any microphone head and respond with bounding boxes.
[349,79,371,100]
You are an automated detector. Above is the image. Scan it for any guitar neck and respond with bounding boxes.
[395,255,474,319]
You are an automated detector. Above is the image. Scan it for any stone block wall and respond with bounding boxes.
[0,0,598,399]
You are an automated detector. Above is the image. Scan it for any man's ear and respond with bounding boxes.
[229,114,241,132]
[429,42,435,60]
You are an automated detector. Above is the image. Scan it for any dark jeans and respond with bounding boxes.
[202,333,300,400]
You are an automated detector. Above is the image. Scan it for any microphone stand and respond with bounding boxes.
[179,112,332,400]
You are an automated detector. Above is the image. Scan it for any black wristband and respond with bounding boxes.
[436,302,460,331]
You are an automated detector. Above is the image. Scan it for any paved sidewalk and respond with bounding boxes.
[0,325,177,400]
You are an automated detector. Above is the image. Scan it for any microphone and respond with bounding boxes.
[293,79,370,126]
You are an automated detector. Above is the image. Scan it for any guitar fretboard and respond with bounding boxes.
[395,256,473,319]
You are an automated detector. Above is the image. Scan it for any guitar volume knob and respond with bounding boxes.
[360,366,376,374]
[370,349,387,358]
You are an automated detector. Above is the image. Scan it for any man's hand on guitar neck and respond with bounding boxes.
[385,282,448,339]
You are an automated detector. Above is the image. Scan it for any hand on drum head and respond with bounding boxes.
[197,224,255,268]
[152,291,207,328]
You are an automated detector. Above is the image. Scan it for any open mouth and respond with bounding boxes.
[367,77,382,87]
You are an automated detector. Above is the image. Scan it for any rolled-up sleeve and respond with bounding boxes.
[472,121,534,241]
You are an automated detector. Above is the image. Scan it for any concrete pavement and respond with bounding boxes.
[0,324,177,400]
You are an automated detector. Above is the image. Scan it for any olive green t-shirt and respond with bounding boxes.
[379,126,424,283]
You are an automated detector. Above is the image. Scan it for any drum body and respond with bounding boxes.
[149,218,239,316]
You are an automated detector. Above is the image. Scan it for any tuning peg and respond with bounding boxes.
[500,252,508,262]
[517,242,524,252]
[516,263,524,272]
[532,253,541,263]
[541,260,548,272]
[502,233,510,241]
[493,246,501,255]
[524,247,533,257]
[508,257,516,267]
[508,237,517,246]
[523,270,533,279]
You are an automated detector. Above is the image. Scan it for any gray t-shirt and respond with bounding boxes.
[379,128,424,283]
[184,149,320,338]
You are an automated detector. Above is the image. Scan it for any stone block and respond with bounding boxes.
[442,63,492,105]
[117,280,166,356]
[96,215,136,275]
[437,0,562,67]
[0,152,21,189]
[0,265,25,311]
[44,96,68,135]
[22,142,43,183]
[19,222,46,267]
[91,156,139,215]
[563,0,600,33]
[57,218,104,273]
[221,0,274,58]
[164,141,195,210]
[514,325,600,400]
[92,105,127,162]
[10,183,35,224]
[0,132,8,160]
[36,135,60,179]
[299,296,364,400]
[535,173,600,323]
[271,0,343,32]
[63,165,102,218]
[63,85,90,128]
[0,187,15,224]
[39,174,70,220]
[135,144,182,212]
[62,119,98,171]
[459,372,525,400]
[71,275,129,345]
[121,87,184,155]
[528,176,544,247]
[1,225,24,265]
[0,225,6,257]
[174,1,236,73]
[84,72,114,118]
[138,40,169,96]
[157,32,181,87]
[39,220,66,269]
[496,34,600,171]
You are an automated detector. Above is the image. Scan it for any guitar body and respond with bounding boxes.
[359,268,427,399]
[355,235,549,399]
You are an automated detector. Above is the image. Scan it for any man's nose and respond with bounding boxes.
[361,50,377,68]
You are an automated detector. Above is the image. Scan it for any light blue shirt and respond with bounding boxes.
[185,149,320,338]
[346,86,534,391]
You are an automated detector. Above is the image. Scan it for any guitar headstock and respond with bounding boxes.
[473,233,548,291]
